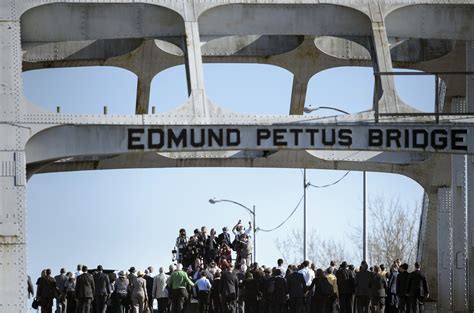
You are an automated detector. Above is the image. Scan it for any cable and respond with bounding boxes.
[258,194,305,232]
[307,171,351,189]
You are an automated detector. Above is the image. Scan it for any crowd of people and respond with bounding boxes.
[30,222,429,313]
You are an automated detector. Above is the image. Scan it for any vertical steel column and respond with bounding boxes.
[466,41,474,312]
[451,153,468,313]
[438,187,453,312]
[303,168,307,261]
[363,171,367,262]
[0,18,28,313]
[451,98,468,313]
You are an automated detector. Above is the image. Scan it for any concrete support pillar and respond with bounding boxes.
[136,76,152,114]
[438,187,453,312]
[289,76,309,115]
[0,20,28,312]
[368,4,399,114]
[183,21,207,116]
[134,41,156,115]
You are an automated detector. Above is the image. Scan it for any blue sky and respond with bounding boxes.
[24,63,433,285]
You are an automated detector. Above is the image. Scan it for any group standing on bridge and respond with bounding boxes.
[30,222,429,313]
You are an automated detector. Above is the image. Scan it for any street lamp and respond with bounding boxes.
[303,105,350,115]
[209,198,257,263]
[304,105,368,262]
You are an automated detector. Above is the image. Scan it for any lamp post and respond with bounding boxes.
[303,105,368,262]
[209,198,257,263]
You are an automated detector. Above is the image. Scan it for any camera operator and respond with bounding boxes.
[175,229,188,264]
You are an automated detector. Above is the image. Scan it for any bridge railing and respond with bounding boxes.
[374,71,474,123]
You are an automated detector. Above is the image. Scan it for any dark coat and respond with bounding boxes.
[287,271,306,299]
[76,273,95,299]
[369,274,387,297]
[355,269,373,296]
[37,276,58,299]
[144,275,154,298]
[396,271,410,296]
[93,271,111,296]
[408,270,429,297]
[336,268,355,295]
[211,277,221,300]
[219,271,239,298]
[272,276,288,304]
[242,278,260,302]
[217,232,232,247]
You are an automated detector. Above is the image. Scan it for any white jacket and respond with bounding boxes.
[152,273,169,299]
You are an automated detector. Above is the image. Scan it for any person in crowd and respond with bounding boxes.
[93,265,112,313]
[112,271,129,313]
[217,227,232,249]
[130,271,148,313]
[388,264,399,313]
[28,275,35,299]
[380,265,387,279]
[310,268,334,313]
[369,265,387,313]
[325,268,338,313]
[277,258,286,274]
[261,267,274,313]
[54,268,68,313]
[168,263,195,313]
[144,269,154,311]
[37,268,58,313]
[242,271,259,313]
[153,267,169,313]
[64,272,76,313]
[76,265,95,313]
[75,265,83,279]
[299,260,314,313]
[272,268,288,313]
[287,265,306,313]
[407,262,429,313]
[196,271,212,313]
[396,264,410,313]
[219,262,239,313]
[237,234,252,266]
[206,229,219,264]
[211,271,222,313]
[329,261,337,275]
[336,261,355,313]
[218,244,232,265]
[175,229,188,265]
[232,220,253,243]
[355,261,371,313]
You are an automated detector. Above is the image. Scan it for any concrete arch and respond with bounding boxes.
[198,4,372,37]
[20,3,185,42]
[385,4,474,40]
[202,35,305,57]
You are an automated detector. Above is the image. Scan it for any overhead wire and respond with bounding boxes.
[256,171,351,232]
[257,194,305,232]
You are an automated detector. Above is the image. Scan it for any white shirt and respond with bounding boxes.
[298,267,312,286]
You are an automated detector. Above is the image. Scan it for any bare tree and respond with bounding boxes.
[275,228,349,266]
[352,194,420,266]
